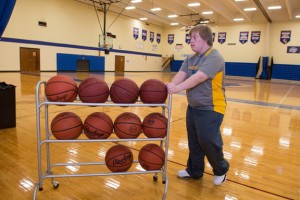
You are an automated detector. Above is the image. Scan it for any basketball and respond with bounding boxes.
[143,112,168,138]
[105,144,133,172]
[138,143,165,171]
[109,78,139,103]
[139,79,168,103]
[51,112,83,140]
[114,112,142,139]
[83,112,113,139]
[78,77,109,103]
[45,75,78,102]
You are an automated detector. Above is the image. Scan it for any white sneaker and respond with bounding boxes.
[177,170,191,178]
[213,174,226,185]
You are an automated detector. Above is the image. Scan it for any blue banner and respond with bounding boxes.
[280,30,291,44]
[133,27,139,40]
[218,32,226,44]
[287,46,300,53]
[157,33,161,44]
[142,29,147,41]
[251,31,260,44]
[150,32,154,43]
[239,31,249,44]
[168,34,174,44]
[185,34,191,44]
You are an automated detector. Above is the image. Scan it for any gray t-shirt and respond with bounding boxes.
[179,48,226,114]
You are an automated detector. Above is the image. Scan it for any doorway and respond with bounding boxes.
[115,55,125,72]
[20,47,40,73]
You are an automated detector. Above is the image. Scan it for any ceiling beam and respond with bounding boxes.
[284,0,293,20]
[253,0,272,23]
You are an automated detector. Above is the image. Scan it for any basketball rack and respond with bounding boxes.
[33,80,172,200]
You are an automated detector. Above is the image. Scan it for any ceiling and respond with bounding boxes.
[75,0,300,28]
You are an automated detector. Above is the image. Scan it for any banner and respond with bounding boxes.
[156,33,161,44]
[185,34,191,44]
[218,32,226,44]
[280,30,291,44]
[168,34,174,44]
[142,29,147,41]
[150,31,154,43]
[239,31,249,44]
[287,46,300,53]
[133,27,139,40]
[251,31,261,44]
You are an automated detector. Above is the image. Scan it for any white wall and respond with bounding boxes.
[1,0,164,71]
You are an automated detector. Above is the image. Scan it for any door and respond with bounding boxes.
[115,55,125,72]
[20,47,40,73]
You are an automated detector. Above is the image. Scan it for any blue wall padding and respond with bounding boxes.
[57,53,105,71]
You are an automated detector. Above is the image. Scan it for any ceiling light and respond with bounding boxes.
[170,22,179,26]
[268,5,282,10]
[202,11,213,15]
[188,3,200,7]
[233,18,244,21]
[139,17,148,21]
[235,0,247,2]
[151,7,161,11]
[244,7,257,11]
[130,0,142,3]
[296,15,300,18]
[168,14,178,18]
[125,6,135,10]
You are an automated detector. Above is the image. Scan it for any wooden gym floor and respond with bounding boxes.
[0,72,299,200]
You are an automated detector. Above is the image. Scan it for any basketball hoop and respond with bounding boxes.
[99,34,114,50]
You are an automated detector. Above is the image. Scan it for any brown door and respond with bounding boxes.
[20,47,40,73]
[115,55,125,72]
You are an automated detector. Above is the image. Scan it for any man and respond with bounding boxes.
[167,25,229,185]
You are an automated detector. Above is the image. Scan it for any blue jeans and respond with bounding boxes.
[185,105,229,178]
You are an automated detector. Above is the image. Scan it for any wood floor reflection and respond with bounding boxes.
[0,72,299,200]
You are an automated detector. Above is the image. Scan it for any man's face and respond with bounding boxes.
[190,32,206,53]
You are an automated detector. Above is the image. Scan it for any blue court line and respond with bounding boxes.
[227,98,300,110]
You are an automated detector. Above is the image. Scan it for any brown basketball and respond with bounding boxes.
[139,79,167,103]
[143,112,168,138]
[109,78,139,103]
[45,75,78,102]
[105,144,133,172]
[83,112,113,139]
[78,77,109,103]
[138,143,165,171]
[114,112,142,139]
[50,112,83,140]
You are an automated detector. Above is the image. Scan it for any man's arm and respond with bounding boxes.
[168,71,209,94]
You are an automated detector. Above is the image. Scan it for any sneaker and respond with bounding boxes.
[177,170,191,178]
[213,174,226,185]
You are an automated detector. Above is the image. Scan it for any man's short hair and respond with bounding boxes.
[189,25,213,46]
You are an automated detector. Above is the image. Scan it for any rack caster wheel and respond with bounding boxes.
[39,188,43,191]
[162,180,166,184]
[153,175,158,182]
[52,181,59,189]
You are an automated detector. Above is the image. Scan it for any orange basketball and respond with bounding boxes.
[83,112,113,139]
[105,144,133,172]
[142,112,168,138]
[50,112,83,140]
[45,75,78,102]
[114,112,142,139]
[138,143,165,171]
[109,78,139,103]
[139,79,167,103]
[78,77,109,103]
